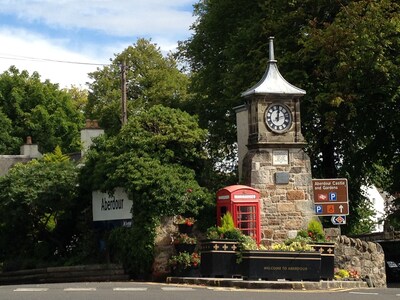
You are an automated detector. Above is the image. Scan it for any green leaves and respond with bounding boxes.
[0,66,84,154]
[0,151,80,260]
[86,38,191,134]
[81,105,212,219]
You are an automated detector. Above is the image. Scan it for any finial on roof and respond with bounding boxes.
[241,37,306,97]
[269,37,276,62]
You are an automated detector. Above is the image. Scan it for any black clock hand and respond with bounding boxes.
[275,110,280,122]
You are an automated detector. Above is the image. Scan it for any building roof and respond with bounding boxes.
[241,37,306,97]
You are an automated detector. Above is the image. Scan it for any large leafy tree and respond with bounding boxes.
[177,0,266,170]
[299,0,400,233]
[0,66,84,154]
[181,0,399,233]
[81,104,212,217]
[86,38,191,135]
[80,105,213,276]
[0,148,81,262]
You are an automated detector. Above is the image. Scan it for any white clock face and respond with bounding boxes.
[265,104,292,133]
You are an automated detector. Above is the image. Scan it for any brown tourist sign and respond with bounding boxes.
[312,179,349,216]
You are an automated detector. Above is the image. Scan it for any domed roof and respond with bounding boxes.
[241,37,306,97]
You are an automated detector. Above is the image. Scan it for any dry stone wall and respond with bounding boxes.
[335,235,386,287]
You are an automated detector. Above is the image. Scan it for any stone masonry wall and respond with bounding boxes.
[242,148,315,244]
[335,235,386,287]
[152,217,176,281]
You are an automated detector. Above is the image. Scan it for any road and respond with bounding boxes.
[0,281,398,300]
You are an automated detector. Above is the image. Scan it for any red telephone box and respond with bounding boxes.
[216,185,261,244]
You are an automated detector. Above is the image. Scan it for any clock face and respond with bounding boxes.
[265,104,292,133]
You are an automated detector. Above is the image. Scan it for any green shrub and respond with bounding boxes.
[307,218,327,242]
[108,218,157,279]
[205,212,243,240]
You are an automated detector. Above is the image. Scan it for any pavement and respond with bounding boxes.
[166,277,370,290]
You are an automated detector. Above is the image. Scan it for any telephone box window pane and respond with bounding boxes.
[220,206,227,216]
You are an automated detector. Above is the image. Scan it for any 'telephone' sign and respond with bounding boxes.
[312,179,349,216]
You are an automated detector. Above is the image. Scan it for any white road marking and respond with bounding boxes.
[14,288,49,292]
[162,287,195,291]
[64,288,97,291]
[349,292,379,295]
[113,287,148,291]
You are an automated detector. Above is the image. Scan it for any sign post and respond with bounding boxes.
[312,179,349,216]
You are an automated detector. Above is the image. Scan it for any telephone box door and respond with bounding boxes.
[216,185,261,244]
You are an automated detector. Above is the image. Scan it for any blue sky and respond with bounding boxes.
[0,0,196,88]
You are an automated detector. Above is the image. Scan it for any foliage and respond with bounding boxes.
[271,241,314,252]
[206,212,243,240]
[0,66,84,154]
[81,105,212,217]
[0,148,81,263]
[86,38,191,135]
[173,233,197,245]
[80,104,213,277]
[334,268,361,280]
[180,0,400,233]
[108,217,157,279]
[168,252,200,270]
[238,234,266,251]
[306,219,327,242]
[174,215,195,226]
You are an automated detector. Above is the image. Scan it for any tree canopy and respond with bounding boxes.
[80,104,213,276]
[86,38,191,135]
[0,148,81,262]
[81,104,212,218]
[0,66,84,154]
[180,0,400,233]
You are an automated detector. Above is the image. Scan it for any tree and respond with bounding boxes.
[180,0,400,234]
[0,109,21,153]
[0,148,81,263]
[299,0,400,233]
[178,0,266,170]
[0,66,84,154]
[86,38,191,135]
[80,105,213,276]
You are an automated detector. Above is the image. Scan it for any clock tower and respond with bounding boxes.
[237,37,315,243]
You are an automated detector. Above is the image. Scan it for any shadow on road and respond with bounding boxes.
[388,283,400,288]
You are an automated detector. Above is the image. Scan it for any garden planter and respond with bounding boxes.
[178,224,193,234]
[200,239,239,278]
[174,243,196,254]
[239,250,321,281]
[171,266,200,277]
[310,243,335,280]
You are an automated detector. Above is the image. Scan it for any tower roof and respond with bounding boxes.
[241,37,306,97]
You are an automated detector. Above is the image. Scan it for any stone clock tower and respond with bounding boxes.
[237,37,315,243]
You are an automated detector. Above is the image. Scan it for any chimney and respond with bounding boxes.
[20,136,42,158]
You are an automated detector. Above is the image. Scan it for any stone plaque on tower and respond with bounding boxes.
[237,37,315,243]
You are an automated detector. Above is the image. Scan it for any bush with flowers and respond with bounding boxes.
[174,215,195,226]
[173,233,197,245]
[334,268,361,280]
[168,251,200,270]
[296,218,329,243]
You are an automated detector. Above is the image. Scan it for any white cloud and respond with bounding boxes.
[0,1,196,87]
[0,28,104,88]
[0,0,195,38]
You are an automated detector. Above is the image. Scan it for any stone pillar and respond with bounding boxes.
[242,148,315,244]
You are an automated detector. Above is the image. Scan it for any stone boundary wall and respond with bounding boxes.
[335,235,386,287]
[0,264,128,285]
